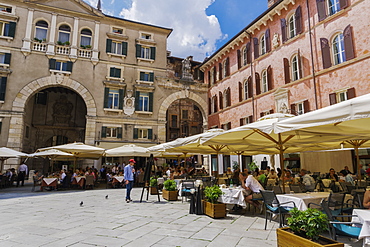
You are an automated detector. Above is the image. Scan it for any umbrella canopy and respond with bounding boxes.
[38,142,105,158]
[29,149,75,159]
[105,144,151,157]
[0,147,28,172]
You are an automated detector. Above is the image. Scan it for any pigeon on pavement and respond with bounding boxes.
[80,201,83,206]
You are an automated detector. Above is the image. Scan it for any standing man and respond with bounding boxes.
[17,162,28,187]
[124,159,135,203]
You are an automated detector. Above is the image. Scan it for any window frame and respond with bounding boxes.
[243,47,247,66]
[261,70,268,93]
[35,20,48,41]
[291,54,301,81]
[58,24,71,44]
[107,89,120,110]
[332,33,346,65]
[0,21,9,37]
[288,13,296,39]
[260,34,266,55]
[244,80,249,100]
[327,0,340,16]
[80,28,92,47]
[138,92,150,112]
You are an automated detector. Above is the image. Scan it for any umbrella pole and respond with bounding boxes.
[355,144,361,181]
[0,159,4,173]
[278,134,286,193]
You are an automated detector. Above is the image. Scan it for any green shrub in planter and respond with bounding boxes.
[163,179,177,191]
[149,177,157,187]
[204,185,223,204]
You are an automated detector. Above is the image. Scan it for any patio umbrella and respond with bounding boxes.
[28,149,74,172]
[0,147,28,172]
[105,144,151,157]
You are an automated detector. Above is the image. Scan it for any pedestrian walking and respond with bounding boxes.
[124,159,135,203]
[17,162,28,187]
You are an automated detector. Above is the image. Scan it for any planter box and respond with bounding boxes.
[150,187,159,195]
[203,200,226,219]
[277,228,344,247]
[162,189,178,201]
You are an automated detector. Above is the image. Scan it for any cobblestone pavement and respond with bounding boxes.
[0,184,362,247]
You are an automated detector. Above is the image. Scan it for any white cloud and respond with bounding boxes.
[119,0,224,61]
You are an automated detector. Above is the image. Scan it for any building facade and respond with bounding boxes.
[201,0,370,173]
[0,0,207,169]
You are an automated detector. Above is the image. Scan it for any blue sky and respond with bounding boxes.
[85,0,267,61]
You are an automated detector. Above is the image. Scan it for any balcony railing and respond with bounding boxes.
[55,45,70,55]
[78,48,92,58]
[32,42,47,52]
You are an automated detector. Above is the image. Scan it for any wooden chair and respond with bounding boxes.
[85,175,94,189]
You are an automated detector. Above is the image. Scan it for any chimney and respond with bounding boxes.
[97,0,102,11]
[268,0,278,8]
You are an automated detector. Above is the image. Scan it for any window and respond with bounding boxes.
[317,0,348,21]
[109,67,122,78]
[133,128,153,139]
[101,126,122,138]
[0,5,11,13]
[261,70,268,93]
[108,89,119,109]
[332,33,346,65]
[49,59,73,73]
[221,122,231,130]
[327,0,340,15]
[0,77,7,101]
[291,100,309,115]
[35,20,48,41]
[224,88,231,107]
[80,29,92,47]
[58,25,71,44]
[182,110,188,119]
[210,67,214,85]
[112,27,123,34]
[260,34,266,55]
[297,102,305,115]
[136,45,156,60]
[240,116,253,126]
[0,52,10,65]
[288,14,296,39]
[138,92,149,111]
[106,127,117,138]
[281,6,302,43]
[106,39,128,56]
[211,95,218,113]
[223,60,227,78]
[329,88,355,105]
[139,71,154,82]
[135,91,154,113]
[291,55,301,81]
[104,88,124,110]
[244,81,249,100]
[171,115,178,128]
[0,21,15,37]
[243,47,248,66]
[141,33,151,40]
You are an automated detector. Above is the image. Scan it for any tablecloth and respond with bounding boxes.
[277,192,330,210]
[113,176,124,183]
[218,188,246,207]
[43,178,57,185]
[352,209,370,240]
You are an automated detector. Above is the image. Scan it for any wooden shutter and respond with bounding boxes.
[0,77,7,101]
[49,59,56,70]
[148,129,153,140]
[208,98,212,115]
[149,92,153,112]
[329,93,337,105]
[226,57,230,76]
[303,100,310,113]
[104,87,109,108]
[281,18,287,43]
[140,72,145,81]
[290,103,296,115]
[101,126,107,138]
[106,39,112,53]
[298,49,303,78]
[66,61,73,72]
[238,82,243,102]
[347,87,355,99]
[320,38,332,69]
[248,115,253,123]
[4,53,11,65]
[214,95,218,112]
[295,6,303,35]
[267,65,273,91]
[248,76,253,99]
[117,127,122,138]
[208,71,211,85]
[135,91,140,110]
[109,67,115,77]
[316,0,327,21]
[343,25,355,61]
[149,72,154,82]
[339,0,348,9]
[283,58,290,84]
[118,89,124,109]
[150,47,156,60]
[133,128,138,139]
[237,50,241,69]
[265,29,271,53]
[253,38,259,59]
[246,42,251,64]
[219,92,223,110]
[136,44,141,57]
[240,118,244,126]
[255,72,261,95]
[227,122,231,130]
[227,88,231,106]
[8,22,16,38]
[270,109,274,114]
[213,66,217,84]
[260,112,264,117]
[122,41,127,55]
[218,63,222,80]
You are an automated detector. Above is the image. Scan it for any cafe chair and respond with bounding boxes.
[272,185,283,194]
[289,184,303,193]
[260,190,296,230]
[181,180,195,203]
[85,175,95,189]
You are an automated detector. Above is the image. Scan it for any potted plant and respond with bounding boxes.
[149,177,158,195]
[162,179,178,201]
[277,208,344,247]
[203,185,226,218]
[57,40,63,45]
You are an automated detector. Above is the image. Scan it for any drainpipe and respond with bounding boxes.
[244,30,255,121]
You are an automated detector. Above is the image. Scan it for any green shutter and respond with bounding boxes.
[133,128,138,139]
[0,122,2,135]
[150,47,156,60]
[66,61,73,72]
[49,59,56,70]
[149,72,154,82]
[4,53,11,65]
[135,91,140,111]
[106,39,112,53]
[0,77,7,101]
[149,92,153,112]
[8,22,16,38]
[118,89,124,109]
[104,87,109,108]
[117,127,122,138]
[148,129,153,140]
[101,126,107,138]
[136,44,141,57]
[109,67,115,77]
[115,68,121,78]
[140,72,145,81]
[122,42,127,55]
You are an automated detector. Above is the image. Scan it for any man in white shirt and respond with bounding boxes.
[239,172,264,210]
[300,169,315,192]
[17,162,28,187]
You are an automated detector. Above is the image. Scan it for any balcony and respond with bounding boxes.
[32,42,47,52]
[55,45,70,55]
[78,48,92,58]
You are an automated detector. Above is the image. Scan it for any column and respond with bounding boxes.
[91,21,100,64]
[46,13,57,55]
[21,8,34,55]
[69,17,79,59]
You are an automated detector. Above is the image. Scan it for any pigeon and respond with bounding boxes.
[105,195,108,199]
[80,201,83,206]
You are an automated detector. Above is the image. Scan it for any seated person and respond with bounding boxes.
[239,172,264,211]
[363,190,370,209]
[299,169,315,192]
[339,169,354,185]
[257,170,267,185]
[284,170,294,184]
[33,170,43,185]
[344,165,353,175]
[267,169,278,179]
[326,168,339,182]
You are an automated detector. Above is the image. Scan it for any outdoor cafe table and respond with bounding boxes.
[352,209,370,244]
[113,176,124,187]
[41,178,57,191]
[218,187,246,207]
[72,176,85,188]
[276,192,331,211]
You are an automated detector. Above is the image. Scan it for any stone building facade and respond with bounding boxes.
[0,0,207,169]
[200,0,370,173]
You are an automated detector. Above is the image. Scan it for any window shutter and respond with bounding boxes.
[148,129,153,140]
[298,49,303,78]
[248,115,253,123]
[0,77,7,101]
[303,100,310,113]
[347,87,355,99]
[104,87,109,108]
[246,42,251,64]
[320,38,332,69]
[227,122,231,130]
[238,82,242,102]
[66,61,73,72]
[150,47,156,60]
[109,67,115,77]
[237,50,241,69]
[267,65,273,91]
[136,44,141,57]
[260,112,264,117]
[49,59,56,70]
[133,128,138,139]
[265,29,271,53]
[283,58,290,84]
[219,92,223,110]
[255,72,261,95]
[290,104,296,115]
[339,0,348,9]
[253,38,259,59]
[4,53,11,65]
[139,72,145,81]
[316,0,327,21]
[208,98,212,115]
[226,57,230,76]
[135,91,140,110]
[118,89,124,109]
[269,109,274,114]
[329,93,337,105]
[295,6,303,35]
[240,118,244,126]
[214,95,218,112]
[343,25,355,61]
[8,22,16,38]
[117,127,122,138]
[101,126,107,138]
[218,63,222,80]
[281,18,287,43]
[227,88,231,106]
[115,68,121,78]
[149,92,153,112]
[248,76,253,99]
[149,72,154,82]
[106,39,112,53]
[122,41,127,55]
[213,66,216,83]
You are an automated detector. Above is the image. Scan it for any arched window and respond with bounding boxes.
[288,14,296,39]
[212,95,218,113]
[260,34,266,55]
[327,0,340,15]
[58,24,71,44]
[261,70,268,93]
[210,67,214,85]
[223,60,227,78]
[291,54,301,81]
[244,80,249,100]
[80,28,92,47]
[35,20,48,41]
[332,33,346,65]
[243,47,247,66]
[223,89,228,107]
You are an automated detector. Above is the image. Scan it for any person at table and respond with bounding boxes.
[326,168,339,182]
[339,169,354,185]
[267,169,278,179]
[363,190,370,209]
[264,166,270,176]
[356,164,367,179]
[257,170,267,185]
[344,165,353,175]
[59,169,66,182]
[239,172,264,211]
[299,169,315,192]
[124,159,135,203]
[277,168,282,179]
[284,170,294,184]
[33,170,43,185]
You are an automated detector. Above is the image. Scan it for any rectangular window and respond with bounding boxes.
[297,102,304,115]
[0,5,12,13]
[102,126,122,138]
[108,89,119,109]
[182,110,188,119]
[35,27,47,41]
[106,127,117,138]
[56,61,68,71]
[138,129,148,139]
[112,27,123,34]
[141,46,150,59]
[337,91,347,102]
[171,115,178,128]
[112,41,122,55]
[141,33,151,40]
[328,0,340,15]
[139,92,149,111]
[139,72,154,82]
[0,77,7,101]
[0,21,9,36]
[109,67,121,78]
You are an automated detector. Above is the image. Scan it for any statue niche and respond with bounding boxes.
[52,95,73,126]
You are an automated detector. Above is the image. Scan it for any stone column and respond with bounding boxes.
[69,17,79,59]
[91,21,100,64]
[21,8,34,55]
[46,13,57,55]
[85,117,96,145]
[6,114,25,168]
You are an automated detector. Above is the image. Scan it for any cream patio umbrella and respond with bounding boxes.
[28,149,74,172]
[105,144,151,157]
[0,147,28,172]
